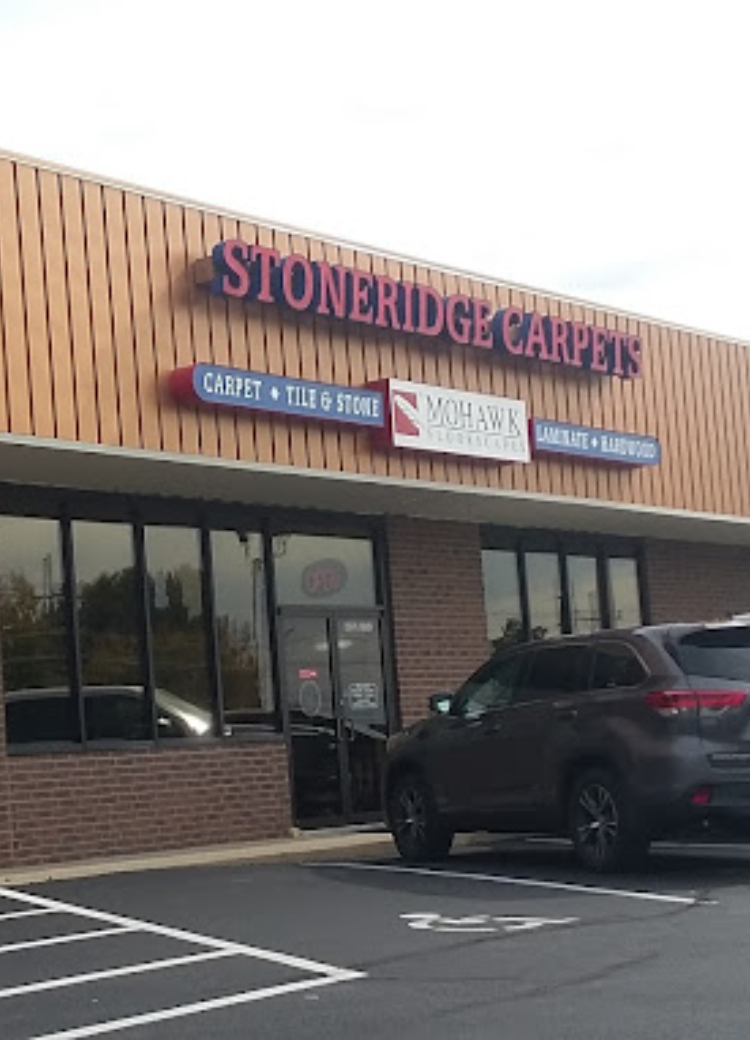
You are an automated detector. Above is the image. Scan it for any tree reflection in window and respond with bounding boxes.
[0,517,75,744]
[145,527,213,738]
[74,521,145,741]
[211,531,274,728]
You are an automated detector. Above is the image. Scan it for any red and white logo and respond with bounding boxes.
[392,390,421,437]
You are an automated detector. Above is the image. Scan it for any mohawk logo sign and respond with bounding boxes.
[373,379,530,464]
[200,241,643,380]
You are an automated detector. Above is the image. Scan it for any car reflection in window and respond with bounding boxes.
[4,686,214,744]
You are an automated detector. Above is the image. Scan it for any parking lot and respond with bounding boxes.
[2,838,750,1039]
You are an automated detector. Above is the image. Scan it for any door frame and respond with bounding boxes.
[277,605,392,828]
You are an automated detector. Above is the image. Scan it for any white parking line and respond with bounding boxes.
[0,885,358,977]
[28,975,359,1040]
[0,949,235,1000]
[0,926,137,956]
[0,908,56,923]
[323,861,706,905]
[0,884,365,1039]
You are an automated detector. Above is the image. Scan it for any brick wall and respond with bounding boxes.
[0,741,291,869]
[386,517,489,725]
[645,539,750,623]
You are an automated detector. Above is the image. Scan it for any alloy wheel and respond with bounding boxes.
[393,782,428,850]
[575,782,620,867]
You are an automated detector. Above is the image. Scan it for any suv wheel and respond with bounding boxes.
[388,773,454,863]
[568,768,649,873]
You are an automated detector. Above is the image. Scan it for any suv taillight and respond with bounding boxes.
[646,690,748,716]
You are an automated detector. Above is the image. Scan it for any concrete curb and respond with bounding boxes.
[0,830,396,887]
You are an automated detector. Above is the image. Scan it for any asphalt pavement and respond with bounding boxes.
[2,838,750,1039]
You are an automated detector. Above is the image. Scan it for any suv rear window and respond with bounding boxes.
[673,626,750,681]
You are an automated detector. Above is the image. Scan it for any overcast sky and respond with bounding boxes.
[1,0,748,340]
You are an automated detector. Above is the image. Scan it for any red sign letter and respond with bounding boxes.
[590,327,610,373]
[317,262,347,318]
[218,240,249,298]
[250,244,280,303]
[281,255,315,312]
[375,275,401,330]
[416,284,444,337]
[445,294,472,345]
[472,300,493,349]
[349,270,375,324]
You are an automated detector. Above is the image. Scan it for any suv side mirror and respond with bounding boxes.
[428,692,454,715]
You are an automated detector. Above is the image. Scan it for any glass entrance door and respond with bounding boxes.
[279,610,388,827]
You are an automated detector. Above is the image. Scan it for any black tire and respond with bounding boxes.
[568,768,650,873]
[388,772,454,864]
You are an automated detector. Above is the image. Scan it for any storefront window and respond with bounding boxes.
[0,517,76,744]
[608,557,642,628]
[526,552,562,639]
[145,527,214,739]
[567,555,602,634]
[73,521,146,741]
[210,530,274,728]
[481,549,523,650]
[273,534,377,607]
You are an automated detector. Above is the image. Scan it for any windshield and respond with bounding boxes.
[673,627,750,682]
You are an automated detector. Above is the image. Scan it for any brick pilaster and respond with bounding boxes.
[386,516,489,726]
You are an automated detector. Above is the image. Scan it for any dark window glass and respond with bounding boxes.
[526,552,562,639]
[273,534,376,607]
[518,645,593,701]
[145,527,213,739]
[74,521,147,741]
[482,549,523,650]
[673,627,750,682]
[455,654,524,718]
[0,517,77,744]
[84,689,149,740]
[568,556,602,634]
[608,558,642,627]
[5,690,78,743]
[211,530,274,729]
[592,642,647,689]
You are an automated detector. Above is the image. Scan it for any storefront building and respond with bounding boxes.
[1,151,750,868]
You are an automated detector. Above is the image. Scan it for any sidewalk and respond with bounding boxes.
[0,827,395,887]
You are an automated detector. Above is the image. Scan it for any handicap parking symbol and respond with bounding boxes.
[400,912,579,934]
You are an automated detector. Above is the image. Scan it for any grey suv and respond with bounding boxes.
[385,622,750,872]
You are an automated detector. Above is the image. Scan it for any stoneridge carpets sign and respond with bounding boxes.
[199,241,642,380]
[169,364,384,427]
[532,419,660,466]
[373,379,530,463]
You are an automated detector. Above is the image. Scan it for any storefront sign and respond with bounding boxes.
[169,364,384,427]
[532,419,661,466]
[200,242,642,379]
[302,559,348,598]
[373,379,530,463]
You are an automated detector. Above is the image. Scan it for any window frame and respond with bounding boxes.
[0,484,390,754]
[481,531,649,647]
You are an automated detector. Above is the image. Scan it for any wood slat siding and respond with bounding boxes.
[1,152,749,520]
